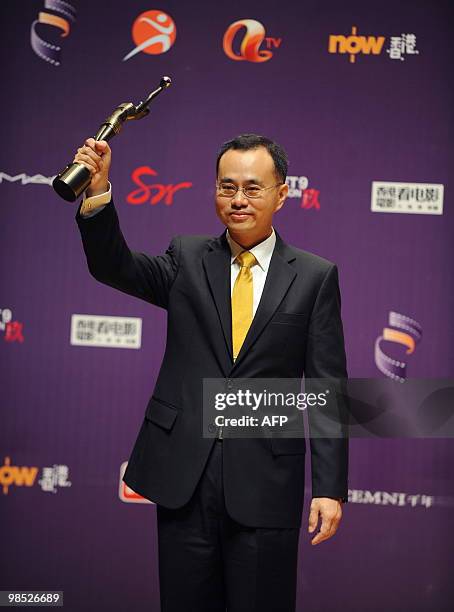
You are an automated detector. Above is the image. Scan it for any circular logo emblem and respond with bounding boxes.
[124,10,176,60]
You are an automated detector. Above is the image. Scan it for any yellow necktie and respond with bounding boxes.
[232,250,257,361]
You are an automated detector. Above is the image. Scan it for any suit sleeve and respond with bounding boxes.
[304,264,349,503]
[75,197,181,309]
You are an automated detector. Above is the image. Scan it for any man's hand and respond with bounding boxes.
[73,138,111,197]
[308,497,343,545]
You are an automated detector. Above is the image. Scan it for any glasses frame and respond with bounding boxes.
[216,182,284,199]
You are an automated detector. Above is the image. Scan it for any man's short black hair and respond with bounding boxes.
[216,134,288,183]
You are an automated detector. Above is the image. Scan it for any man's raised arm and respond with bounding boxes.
[74,138,181,309]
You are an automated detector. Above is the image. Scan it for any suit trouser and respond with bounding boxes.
[156,438,300,612]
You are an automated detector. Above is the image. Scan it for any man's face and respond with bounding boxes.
[215,147,288,244]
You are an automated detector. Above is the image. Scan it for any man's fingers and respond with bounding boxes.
[85,138,109,153]
[73,153,98,175]
[80,144,102,161]
[311,517,335,545]
[310,506,342,545]
[94,139,108,151]
[77,146,102,170]
[76,155,100,173]
[308,506,319,533]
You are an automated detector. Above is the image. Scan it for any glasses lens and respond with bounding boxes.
[218,184,237,196]
[243,187,262,198]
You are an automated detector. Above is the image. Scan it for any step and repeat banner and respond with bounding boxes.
[1,1,453,610]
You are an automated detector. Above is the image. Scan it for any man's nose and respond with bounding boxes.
[231,188,248,206]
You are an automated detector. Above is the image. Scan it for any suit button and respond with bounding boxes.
[208,424,216,433]
[226,379,234,390]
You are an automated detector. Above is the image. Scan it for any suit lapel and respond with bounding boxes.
[203,232,234,370]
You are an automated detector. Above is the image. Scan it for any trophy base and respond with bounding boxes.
[52,163,91,202]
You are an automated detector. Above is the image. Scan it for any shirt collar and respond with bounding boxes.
[225,227,276,272]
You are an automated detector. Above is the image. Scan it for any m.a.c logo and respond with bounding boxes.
[223,19,281,63]
[123,10,176,61]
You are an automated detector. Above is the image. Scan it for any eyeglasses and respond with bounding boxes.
[216,182,283,199]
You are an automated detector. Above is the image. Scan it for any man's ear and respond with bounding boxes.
[275,182,289,211]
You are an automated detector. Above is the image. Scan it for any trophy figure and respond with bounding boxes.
[52,76,172,202]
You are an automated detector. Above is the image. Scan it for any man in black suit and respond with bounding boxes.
[74,134,348,612]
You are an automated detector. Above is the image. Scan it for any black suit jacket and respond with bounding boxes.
[76,198,348,528]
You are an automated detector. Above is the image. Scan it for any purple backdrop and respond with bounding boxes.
[1,1,453,610]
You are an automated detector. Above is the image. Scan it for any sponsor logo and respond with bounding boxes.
[1,456,71,495]
[371,181,443,215]
[386,34,419,61]
[38,465,72,494]
[119,462,153,504]
[223,19,281,62]
[70,315,142,349]
[0,172,55,186]
[348,489,433,508]
[329,26,419,63]
[127,166,192,206]
[286,175,321,210]
[375,312,422,382]
[1,308,24,343]
[31,0,76,67]
[123,10,176,61]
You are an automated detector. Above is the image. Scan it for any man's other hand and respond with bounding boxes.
[308,497,343,545]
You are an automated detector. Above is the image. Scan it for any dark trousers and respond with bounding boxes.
[156,438,300,612]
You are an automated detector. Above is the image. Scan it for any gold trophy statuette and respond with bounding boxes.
[52,76,172,202]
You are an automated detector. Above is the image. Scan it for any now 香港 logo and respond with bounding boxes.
[329,26,419,63]
[0,456,72,495]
